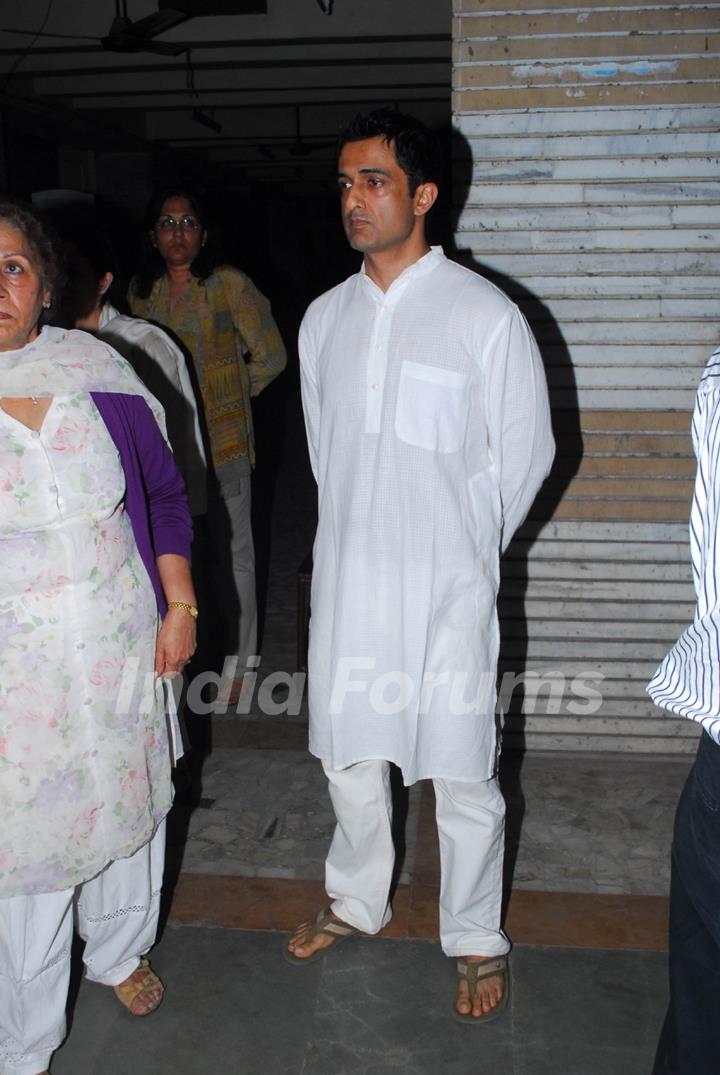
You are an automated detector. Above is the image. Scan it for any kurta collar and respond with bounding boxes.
[98,302,121,330]
[360,245,445,304]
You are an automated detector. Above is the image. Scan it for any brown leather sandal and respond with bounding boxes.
[284,906,358,965]
[454,955,510,1025]
[113,958,164,1016]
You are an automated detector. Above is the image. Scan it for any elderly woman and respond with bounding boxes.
[0,200,197,1075]
[129,187,286,694]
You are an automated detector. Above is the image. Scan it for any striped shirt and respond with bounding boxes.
[647,347,720,744]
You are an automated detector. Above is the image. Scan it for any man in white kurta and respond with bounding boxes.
[288,109,554,1022]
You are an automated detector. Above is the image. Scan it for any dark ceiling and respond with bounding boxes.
[1,0,452,187]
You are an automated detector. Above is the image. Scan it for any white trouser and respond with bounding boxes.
[0,823,165,1075]
[216,473,257,672]
[323,760,510,958]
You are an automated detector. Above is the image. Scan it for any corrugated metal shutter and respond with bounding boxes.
[453,0,720,752]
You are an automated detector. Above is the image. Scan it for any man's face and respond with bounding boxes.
[338,136,419,255]
[151,195,206,270]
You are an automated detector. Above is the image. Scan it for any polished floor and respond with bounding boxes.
[49,393,690,1074]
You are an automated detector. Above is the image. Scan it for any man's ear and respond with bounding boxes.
[98,271,113,297]
[414,182,439,218]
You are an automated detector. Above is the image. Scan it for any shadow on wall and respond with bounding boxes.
[444,124,584,900]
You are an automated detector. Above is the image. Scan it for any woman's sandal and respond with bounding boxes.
[454,954,510,1025]
[284,906,358,965]
[113,958,165,1016]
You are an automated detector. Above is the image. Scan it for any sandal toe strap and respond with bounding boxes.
[457,956,507,987]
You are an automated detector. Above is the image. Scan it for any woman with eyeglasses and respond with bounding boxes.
[129,188,286,696]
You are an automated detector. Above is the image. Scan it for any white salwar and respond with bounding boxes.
[299,247,554,785]
[0,823,165,1075]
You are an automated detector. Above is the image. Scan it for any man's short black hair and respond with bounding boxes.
[337,108,440,196]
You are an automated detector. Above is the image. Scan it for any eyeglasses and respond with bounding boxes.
[155,215,201,232]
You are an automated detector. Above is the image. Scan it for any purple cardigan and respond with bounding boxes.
[91,392,193,616]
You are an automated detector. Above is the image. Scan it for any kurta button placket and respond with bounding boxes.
[364,285,396,435]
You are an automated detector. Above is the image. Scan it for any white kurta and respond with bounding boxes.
[299,248,554,785]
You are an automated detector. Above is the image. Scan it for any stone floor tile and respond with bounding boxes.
[300,937,515,1075]
[52,928,323,1075]
[510,945,667,1063]
[514,1044,656,1075]
[48,923,669,1075]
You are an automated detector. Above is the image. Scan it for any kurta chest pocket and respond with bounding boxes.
[395,360,470,453]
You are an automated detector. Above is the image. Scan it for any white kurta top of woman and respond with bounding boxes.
[0,327,177,898]
[0,394,169,897]
[299,248,554,785]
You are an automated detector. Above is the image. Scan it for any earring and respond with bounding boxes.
[42,300,51,309]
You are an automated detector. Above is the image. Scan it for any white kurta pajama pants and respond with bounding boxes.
[0,824,165,1075]
[323,760,509,957]
[300,250,554,959]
